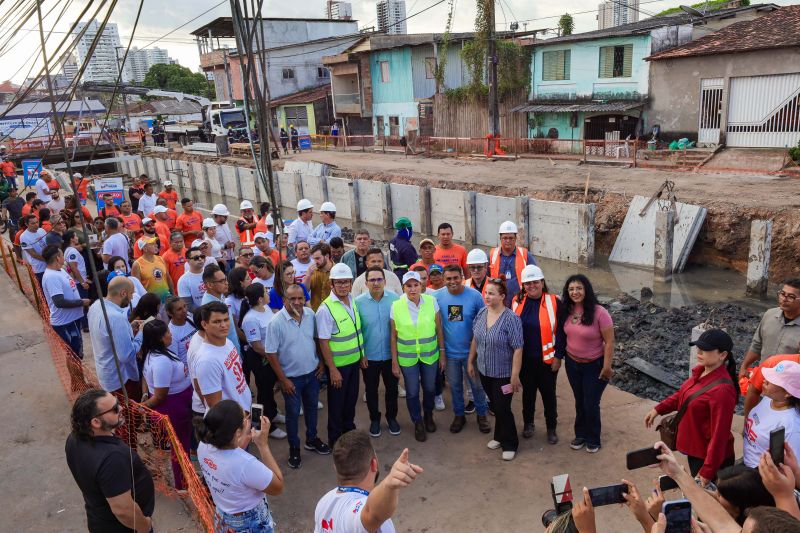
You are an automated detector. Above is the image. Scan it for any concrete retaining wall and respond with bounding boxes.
[326,177,357,222]
[276,171,300,211]
[284,161,327,176]
[529,199,595,265]
[475,194,528,247]
[357,179,391,227]
[430,187,476,245]
[300,174,326,210]
[390,183,429,234]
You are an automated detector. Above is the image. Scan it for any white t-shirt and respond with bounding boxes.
[197,443,274,515]
[743,397,800,468]
[242,308,274,346]
[101,233,130,268]
[169,321,197,363]
[143,351,192,395]
[35,178,52,202]
[215,223,235,261]
[184,256,216,272]
[20,228,48,273]
[47,196,66,214]
[314,488,395,533]
[42,267,84,326]
[64,246,87,279]
[225,295,244,325]
[252,275,274,290]
[205,235,223,259]
[291,258,312,284]
[138,193,157,216]
[178,271,206,308]
[187,333,207,414]
[195,339,252,412]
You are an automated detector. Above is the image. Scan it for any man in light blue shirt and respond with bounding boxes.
[355,266,401,438]
[435,264,490,434]
[307,201,342,246]
[201,264,241,353]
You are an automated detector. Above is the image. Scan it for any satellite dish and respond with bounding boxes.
[679,5,706,17]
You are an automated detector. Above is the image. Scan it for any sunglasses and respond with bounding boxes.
[94,401,121,418]
[487,277,505,283]
[241,252,254,258]
[190,255,206,261]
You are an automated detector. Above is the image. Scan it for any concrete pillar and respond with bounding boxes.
[234,166,243,202]
[293,173,304,209]
[348,180,360,223]
[382,182,393,229]
[746,219,772,296]
[516,195,530,248]
[253,168,263,205]
[464,191,477,247]
[202,163,212,207]
[187,162,197,196]
[216,165,225,200]
[421,185,432,236]
[654,209,675,281]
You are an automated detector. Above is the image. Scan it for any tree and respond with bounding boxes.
[558,13,574,36]
[142,64,212,98]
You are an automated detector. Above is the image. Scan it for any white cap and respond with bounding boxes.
[73,172,82,178]
[329,263,353,280]
[520,264,545,283]
[163,180,173,187]
[320,201,336,212]
[240,200,253,210]
[212,204,230,216]
[141,217,154,224]
[297,198,313,211]
[153,205,168,214]
[254,232,269,241]
[466,249,489,265]
[402,271,421,285]
[202,218,216,229]
[499,220,518,234]
[265,214,274,225]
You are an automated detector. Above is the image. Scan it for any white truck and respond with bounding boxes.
[144,91,249,145]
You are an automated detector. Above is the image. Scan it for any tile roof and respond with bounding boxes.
[648,4,800,60]
[270,84,331,107]
[511,101,646,113]
[0,80,20,94]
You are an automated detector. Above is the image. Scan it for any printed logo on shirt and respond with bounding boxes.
[352,501,363,514]
[744,414,760,444]
[320,519,333,531]
[223,348,247,394]
[448,304,463,322]
[68,278,77,289]
[203,457,217,470]
[67,252,78,261]
[153,268,164,280]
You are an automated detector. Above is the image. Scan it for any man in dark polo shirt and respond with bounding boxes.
[65,389,154,533]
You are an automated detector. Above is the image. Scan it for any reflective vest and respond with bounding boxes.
[255,216,268,234]
[323,295,364,367]
[392,294,439,367]
[464,277,487,297]
[512,293,558,364]
[489,246,529,283]
[237,217,256,248]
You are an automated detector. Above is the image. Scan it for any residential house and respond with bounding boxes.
[647,4,800,148]
[0,80,20,104]
[0,99,106,140]
[270,84,333,137]
[515,4,779,148]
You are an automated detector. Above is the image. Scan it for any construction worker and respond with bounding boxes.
[308,201,341,246]
[254,202,271,234]
[490,221,537,307]
[316,263,365,447]
[464,249,489,296]
[389,217,417,279]
[236,200,258,249]
[287,198,314,248]
[391,271,445,442]
[211,204,236,269]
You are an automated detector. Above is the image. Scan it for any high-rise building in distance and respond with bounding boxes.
[597,0,640,29]
[73,20,125,83]
[377,0,407,35]
[124,47,170,83]
[327,1,353,20]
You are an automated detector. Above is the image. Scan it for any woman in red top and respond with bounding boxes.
[644,328,738,485]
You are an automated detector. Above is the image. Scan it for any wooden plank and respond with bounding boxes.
[624,357,683,389]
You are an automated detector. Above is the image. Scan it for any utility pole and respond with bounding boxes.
[487,0,499,147]
[223,48,234,101]
[114,46,131,130]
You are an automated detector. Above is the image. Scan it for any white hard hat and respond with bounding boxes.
[265,214,274,225]
[141,217,154,224]
[153,205,168,214]
[212,204,230,216]
[240,200,253,210]
[254,232,269,241]
[466,249,489,265]
[499,220,518,234]
[520,264,545,283]
[297,198,313,211]
[202,218,216,229]
[329,263,353,280]
[73,172,82,178]
[402,271,421,285]
[320,201,336,212]
[163,180,173,187]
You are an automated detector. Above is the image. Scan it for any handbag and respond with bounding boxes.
[656,378,733,450]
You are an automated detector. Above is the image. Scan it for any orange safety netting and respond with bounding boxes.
[0,238,215,532]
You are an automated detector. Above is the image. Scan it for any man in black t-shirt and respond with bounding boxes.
[65,389,154,533]
[2,187,24,232]
[128,175,146,214]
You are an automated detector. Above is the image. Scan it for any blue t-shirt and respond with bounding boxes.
[435,287,485,359]
[268,283,310,311]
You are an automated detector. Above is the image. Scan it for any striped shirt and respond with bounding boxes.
[473,307,524,378]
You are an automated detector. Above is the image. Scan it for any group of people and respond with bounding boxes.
[10,166,800,532]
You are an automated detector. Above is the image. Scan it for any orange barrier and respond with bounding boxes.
[0,239,215,532]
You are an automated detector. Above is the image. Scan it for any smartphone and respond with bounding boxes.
[663,499,692,533]
[250,403,263,431]
[770,427,786,465]
[501,383,514,395]
[659,475,679,492]
[626,446,661,470]
[588,484,628,507]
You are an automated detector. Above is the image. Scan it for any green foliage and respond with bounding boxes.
[142,64,212,98]
[496,41,531,96]
[558,13,574,36]
[434,0,455,92]
[657,0,748,16]
[789,139,800,162]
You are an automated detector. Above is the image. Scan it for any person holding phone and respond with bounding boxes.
[195,400,284,533]
[743,360,800,468]
[468,278,524,460]
[559,274,615,453]
[644,329,738,485]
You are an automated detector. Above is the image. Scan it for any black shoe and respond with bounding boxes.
[414,421,427,442]
[477,415,491,433]
[304,438,331,455]
[465,400,476,414]
[570,438,586,450]
[369,420,381,438]
[387,418,401,435]
[288,447,302,469]
[547,429,558,445]
[423,411,436,433]
[449,415,466,433]
[522,422,535,439]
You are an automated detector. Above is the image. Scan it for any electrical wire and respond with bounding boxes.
[501,0,677,26]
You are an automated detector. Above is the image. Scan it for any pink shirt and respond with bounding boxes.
[564,304,613,362]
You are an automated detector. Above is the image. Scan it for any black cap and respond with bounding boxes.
[689,328,733,353]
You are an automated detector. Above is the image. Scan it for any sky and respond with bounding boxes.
[3,0,797,85]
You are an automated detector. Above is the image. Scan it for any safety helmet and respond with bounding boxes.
[329,263,353,280]
[499,220,518,234]
[466,249,489,265]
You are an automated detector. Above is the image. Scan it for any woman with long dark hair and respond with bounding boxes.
[140,319,193,490]
[195,400,284,532]
[225,266,252,326]
[267,260,309,312]
[559,274,615,453]
[645,328,739,485]
[131,292,161,323]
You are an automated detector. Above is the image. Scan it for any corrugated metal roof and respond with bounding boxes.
[149,100,202,115]
[0,99,106,119]
[511,102,645,113]
[270,84,331,106]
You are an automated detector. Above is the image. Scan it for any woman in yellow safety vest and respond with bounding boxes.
[511,264,566,446]
[391,270,445,443]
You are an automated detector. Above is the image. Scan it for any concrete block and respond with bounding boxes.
[529,199,596,265]
[746,219,772,296]
[430,187,476,245]
[475,194,529,247]
[190,162,207,192]
[207,164,222,195]
[239,167,257,201]
[220,165,239,198]
[654,210,675,282]
[357,180,392,228]
[326,177,357,222]
[300,174,326,209]
[284,160,327,176]
[390,183,429,234]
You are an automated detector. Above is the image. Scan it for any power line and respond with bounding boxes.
[500,0,676,26]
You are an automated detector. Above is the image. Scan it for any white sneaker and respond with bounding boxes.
[398,385,406,398]
[434,394,445,411]
[363,392,367,403]
[487,439,501,450]
[502,450,516,461]
[269,427,287,439]
[273,414,286,424]
[317,401,324,410]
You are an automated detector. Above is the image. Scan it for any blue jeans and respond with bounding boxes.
[565,357,608,447]
[216,498,274,533]
[446,358,488,416]
[52,318,83,358]
[282,370,320,448]
[400,361,438,423]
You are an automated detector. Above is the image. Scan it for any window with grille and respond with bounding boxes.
[542,50,570,81]
[425,57,437,79]
[598,45,632,78]
[282,68,295,80]
[317,67,329,79]
[284,106,308,129]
